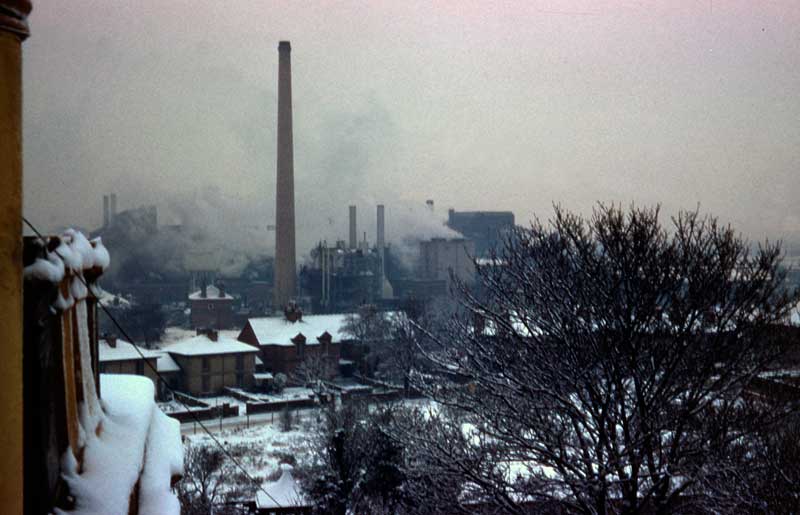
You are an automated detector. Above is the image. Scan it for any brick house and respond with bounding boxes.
[165,329,258,395]
[98,336,160,386]
[237,309,349,378]
[189,283,234,330]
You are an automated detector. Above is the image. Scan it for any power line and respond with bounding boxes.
[22,217,284,510]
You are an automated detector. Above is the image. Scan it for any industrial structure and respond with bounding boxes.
[446,209,515,257]
[273,40,297,310]
[300,205,391,312]
[419,237,476,286]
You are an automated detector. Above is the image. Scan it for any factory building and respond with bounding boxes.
[447,209,515,257]
[419,237,476,286]
[300,205,394,313]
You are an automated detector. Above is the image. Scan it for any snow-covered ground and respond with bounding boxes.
[185,419,313,485]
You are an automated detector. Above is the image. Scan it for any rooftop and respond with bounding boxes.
[164,333,258,357]
[188,284,233,301]
[99,338,161,362]
[245,313,351,346]
[156,352,181,373]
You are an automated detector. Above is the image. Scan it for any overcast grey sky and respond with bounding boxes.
[22,0,800,254]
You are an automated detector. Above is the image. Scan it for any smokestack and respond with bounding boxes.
[103,195,109,227]
[426,199,434,212]
[349,205,357,249]
[110,193,117,224]
[376,204,385,250]
[377,204,387,299]
[274,40,297,309]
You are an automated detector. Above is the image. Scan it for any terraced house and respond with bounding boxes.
[165,329,258,395]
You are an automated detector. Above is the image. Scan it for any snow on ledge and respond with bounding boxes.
[55,375,183,515]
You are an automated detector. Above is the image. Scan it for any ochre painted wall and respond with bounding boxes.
[0,26,25,515]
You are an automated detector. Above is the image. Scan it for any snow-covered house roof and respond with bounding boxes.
[165,333,258,357]
[99,338,161,362]
[255,464,310,509]
[156,352,181,373]
[188,284,233,301]
[244,313,351,346]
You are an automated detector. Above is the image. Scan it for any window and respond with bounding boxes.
[236,354,244,372]
[202,357,210,372]
[202,375,210,393]
[136,360,144,376]
[297,342,305,359]
[208,303,214,310]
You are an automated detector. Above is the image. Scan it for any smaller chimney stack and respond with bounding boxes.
[200,275,208,298]
[106,334,117,348]
[217,280,226,298]
[349,205,357,249]
[110,193,117,224]
[103,195,110,227]
[376,204,385,250]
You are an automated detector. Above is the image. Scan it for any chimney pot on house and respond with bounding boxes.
[284,301,303,323]
[106,334,117,348]
[208,329,218,342]
[217,280,226,298]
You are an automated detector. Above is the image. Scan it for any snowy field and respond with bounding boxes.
[185,418,314,483]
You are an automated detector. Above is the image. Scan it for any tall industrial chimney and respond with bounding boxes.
[274,40,296,309]
[376,204,385,250]
[377,204,387,298]
[110,193,117,224]
[349,205,357,249]
[103,195,109,227]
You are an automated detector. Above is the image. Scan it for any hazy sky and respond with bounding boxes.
[22,0,800,255]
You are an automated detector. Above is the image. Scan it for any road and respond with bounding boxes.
[179,397,431,436]
[180,405,322,436]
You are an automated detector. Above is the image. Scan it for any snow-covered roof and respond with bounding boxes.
[156,352,181,373]
[255,464,310,509]
[253,372,274,381]
[99,338,161,362]
[164,334,259,357]
[246,313,351,346]
[188,284,233,300]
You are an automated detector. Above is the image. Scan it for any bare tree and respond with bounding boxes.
[293,352,331,396]
[298,401,408,515]
[280,404,295,432]
[409,205,799,514]
[342,304,393,346]
[176,443,257,514]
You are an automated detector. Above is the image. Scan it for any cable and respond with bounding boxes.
[23,217,285,509]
